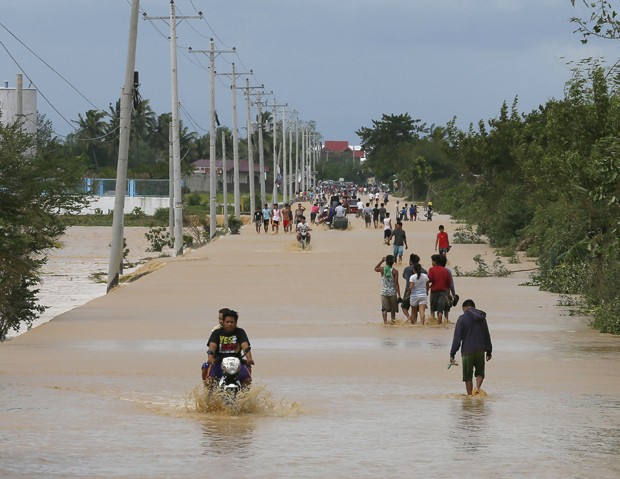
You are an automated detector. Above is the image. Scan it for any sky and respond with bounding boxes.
[1,0,617,145]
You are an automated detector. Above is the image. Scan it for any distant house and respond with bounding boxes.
[323,140,352,153]
[322,140,365,161]
[188,159,269,193]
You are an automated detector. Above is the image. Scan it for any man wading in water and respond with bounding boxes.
[375,255,401,325]
[449,299,493,395]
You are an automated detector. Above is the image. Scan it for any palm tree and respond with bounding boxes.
[75,109,108,170]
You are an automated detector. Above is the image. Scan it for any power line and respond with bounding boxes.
[0,38,75,131]
[179,102,208,133]
[0,21,101,111]
[186,0,233,49]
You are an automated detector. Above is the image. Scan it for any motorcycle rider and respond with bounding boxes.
[296,215,312,245]
[206,309,254,387]
[201,308,227,383]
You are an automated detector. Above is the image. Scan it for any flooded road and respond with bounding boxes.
[1,213,619,478]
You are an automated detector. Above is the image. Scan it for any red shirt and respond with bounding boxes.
[437,231,449,249]
[428,265,451,292]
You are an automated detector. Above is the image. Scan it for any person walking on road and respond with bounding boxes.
[387,221,408,263]
[374,255,402,325]
[261,203,272,233]
[435,224,451,256]
[383,212,393,244]
[449,299,492,396]
[427,254,451,324]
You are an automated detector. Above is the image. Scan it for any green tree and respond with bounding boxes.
[356,113,428,182]
[74,109,109,170]
[571,0,620,43]
[0,121,87,340]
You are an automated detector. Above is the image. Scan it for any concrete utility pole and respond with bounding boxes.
[168,123,174,239]
[289,110,297,198]
[248,89,272,206]
[238,81,263,215]
[107,0,140,293]
[281,104,288,204]
[189,40,234,238]
[255,92,266,206]
[222,130,228,228]
[217,63,251,218]
[271,98,287,205]
[289,110,299,196]
[301,123,307,194]
[145,2,202,255]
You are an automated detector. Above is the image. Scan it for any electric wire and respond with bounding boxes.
[0,21,101,111]
[179,102,208,133]
[0,38,75,131]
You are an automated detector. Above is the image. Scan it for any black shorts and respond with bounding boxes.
[384,229,391,239]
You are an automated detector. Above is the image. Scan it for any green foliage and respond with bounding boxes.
[153,207,169,222]
[356,113,429,183]
[145,227,172,252]
[130,206,146,218]
[60,213,164,227]
[227,215,244,234]
[316,151,363,184]
[453,255,512,278]
[439,62,620,333]
[186,192,203,206]
[571,1,620,43]
[0,120,87,340]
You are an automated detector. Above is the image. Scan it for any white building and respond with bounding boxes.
[0,74,37,136]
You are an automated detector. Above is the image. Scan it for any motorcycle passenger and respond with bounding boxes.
[201,308,227,383]
[296,215,312,245]
[206,309,254,387]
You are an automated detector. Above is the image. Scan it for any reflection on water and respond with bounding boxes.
[452,396,490,454]
[201,417,255,459]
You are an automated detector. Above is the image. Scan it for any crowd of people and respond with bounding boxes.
[226,188,492,396]
[373,208,492,396]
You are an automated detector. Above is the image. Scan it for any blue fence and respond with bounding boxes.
[84,178,171,197]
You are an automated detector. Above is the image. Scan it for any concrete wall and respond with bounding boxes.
[82,196,170,215]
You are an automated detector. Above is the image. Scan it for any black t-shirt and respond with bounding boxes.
[207,327,250,360]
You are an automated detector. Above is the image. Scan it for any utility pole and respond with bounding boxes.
[145,2,202,254]
[281,104,288,204]
[189,40,234,238]
[301,123,307,195]
[238,81,263,215]
[289,110,297,198]
[107,0,140,292]
[217,63,251,217]
[168,123,174,238]
[271,98,287,204]
[221,130,228,228]
[248,89,271,206]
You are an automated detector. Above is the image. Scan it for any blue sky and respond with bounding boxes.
[1,0,616,144]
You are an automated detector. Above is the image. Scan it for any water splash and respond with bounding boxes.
[187,384,301,417]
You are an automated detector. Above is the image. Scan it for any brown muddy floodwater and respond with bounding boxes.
[1,212,619,478]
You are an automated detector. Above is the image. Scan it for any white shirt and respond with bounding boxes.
[335,205,346,217]
[409,273,429,298]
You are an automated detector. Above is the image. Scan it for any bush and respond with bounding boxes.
[153,207,169,222]
[186,192,202,206]
[452,225,485,244]
[145,227,172,252]
[228,215,243,234]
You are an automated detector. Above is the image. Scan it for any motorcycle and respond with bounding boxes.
[214,357,244,401]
